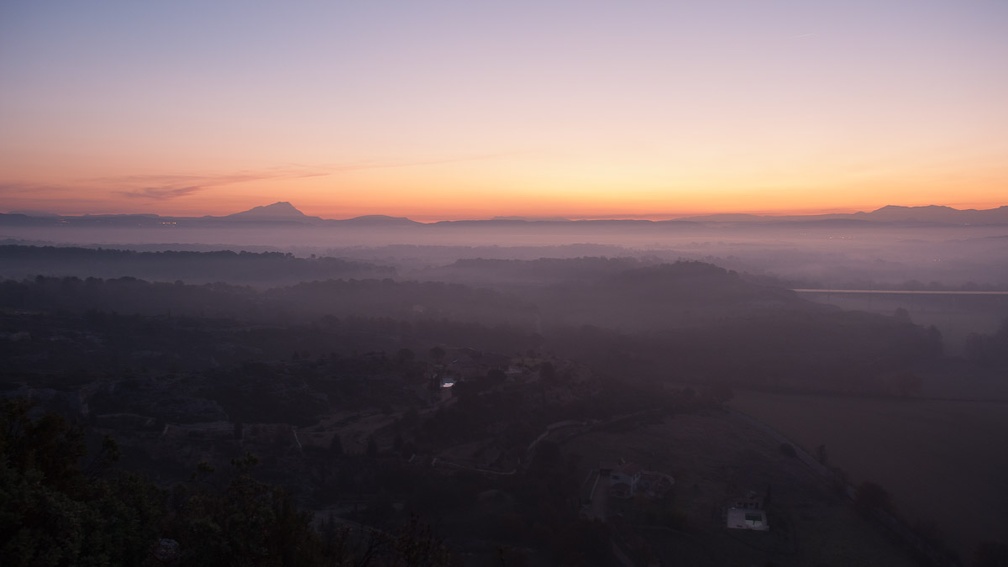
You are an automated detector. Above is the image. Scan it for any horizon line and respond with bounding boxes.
[5,202,1008,224]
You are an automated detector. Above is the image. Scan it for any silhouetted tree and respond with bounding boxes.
[395,347,415,366]
[539,361,556,383]
[0,399,162,565]
[486,367,507,386]
[973,541,1008,567]
[855,481,890,513]
[0,398,85,492]
[330,434,344,457]
[815,444,828,466]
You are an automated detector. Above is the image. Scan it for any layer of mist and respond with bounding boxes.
[3,206,1007,564]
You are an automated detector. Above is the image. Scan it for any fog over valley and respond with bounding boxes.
[3,202,1008,565]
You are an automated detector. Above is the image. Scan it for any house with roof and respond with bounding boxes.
[611,462,642,490]
[731,490,765,511]
[600,461,643,499]
[726,508,769,531]
[726,490,769,531]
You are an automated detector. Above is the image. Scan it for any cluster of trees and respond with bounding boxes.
[0,294,544,385]
[0,275,538,328]
[0,399,450,566]
[265,278,538,326]
[5,247,991,563]
[2,274,944,399]
[964,317,1008,368]
[522,260,804,331]
[435,255,646,287]
[0,245,395,284]
[0,276,261,319]
[1,257,812,334]
[548,308,942,395]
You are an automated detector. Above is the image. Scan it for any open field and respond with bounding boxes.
[730,390,1008,557]
[563,411,916,566]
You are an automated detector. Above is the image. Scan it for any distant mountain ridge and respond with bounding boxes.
[223,201,310,221]
[681,205,1008,225]
[852,205,1008,224]
[2,203,1007,227]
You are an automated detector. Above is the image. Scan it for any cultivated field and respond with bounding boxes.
[730,390,1008,558]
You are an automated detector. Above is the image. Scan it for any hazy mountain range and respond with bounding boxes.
[3,202,1008,227]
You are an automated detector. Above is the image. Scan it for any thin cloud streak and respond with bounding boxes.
[92,155,514,194]
[322,152,530,174]
[117,185,204,200]
[92,168,329,187]
[2,151,545,213]
[98,167,330,202]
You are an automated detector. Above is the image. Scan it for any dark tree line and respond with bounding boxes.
[964,317,1008,368]
[0,399,451,566]
[0,245,395,284]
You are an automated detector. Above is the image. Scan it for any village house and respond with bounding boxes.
[726,508,769,531]
[600,460,644,499]
[726,490,770,531]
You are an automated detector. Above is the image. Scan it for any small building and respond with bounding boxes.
[731,490,765,511]
[726,508,769,531]
[726,490,769,531]
[611,462,642,492]
[602,461,644,498]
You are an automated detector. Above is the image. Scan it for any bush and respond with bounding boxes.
[855,481,890,513]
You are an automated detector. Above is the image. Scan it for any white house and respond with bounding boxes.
[726,508,769,531]
[608,462,642,497]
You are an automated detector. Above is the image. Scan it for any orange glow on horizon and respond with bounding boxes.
[2,3,1006,222]
[2,165,1006,222]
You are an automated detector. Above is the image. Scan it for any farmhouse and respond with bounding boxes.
[726,490,770,531]
[731,490,765,511]
[726,508,769,531]
[611,462,642,494]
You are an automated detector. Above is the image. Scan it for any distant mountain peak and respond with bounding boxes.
[227,202,307,220]
[860,204,970,223]
[872,204,955,213]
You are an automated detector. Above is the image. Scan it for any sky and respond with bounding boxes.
[1,1,1006,221]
